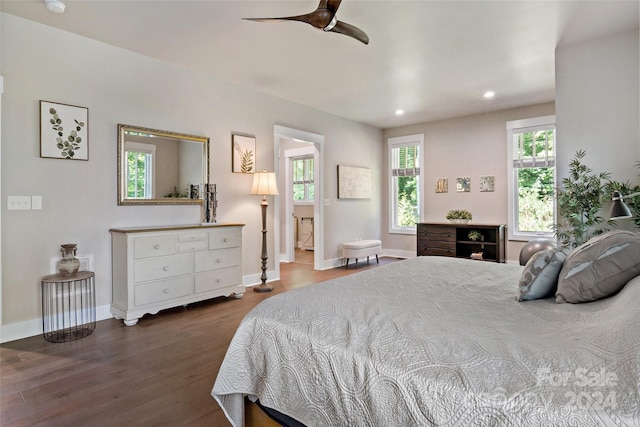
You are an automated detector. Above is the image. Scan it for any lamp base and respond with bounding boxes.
[253,283,273,293]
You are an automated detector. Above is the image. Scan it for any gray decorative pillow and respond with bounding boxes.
[517,248,567,301]
[556,230,640,303]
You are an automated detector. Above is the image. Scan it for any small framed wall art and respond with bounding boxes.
[232,134,256,173]
[457,177,470,192]
[435,178,448,193]
[40,100,89,160]
[480,176,495,192]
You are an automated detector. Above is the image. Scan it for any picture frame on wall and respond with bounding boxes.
[480,176,495,192]
[40,100,89,160]
[435,178,448,193]
[457,177,471,192]
[337,165,372,199]
[232,134,255,173]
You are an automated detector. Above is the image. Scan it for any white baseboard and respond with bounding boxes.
[1,303,112,344]
[242,270,279,287]
[382,249,413,259]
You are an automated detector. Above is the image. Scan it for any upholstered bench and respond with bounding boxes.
[343,240,382,269]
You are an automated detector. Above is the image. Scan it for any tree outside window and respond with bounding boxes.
[388,134,424,234]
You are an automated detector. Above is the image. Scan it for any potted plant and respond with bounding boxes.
[468,230,483,241]
[554,150,614,249]
[446,209,472,224]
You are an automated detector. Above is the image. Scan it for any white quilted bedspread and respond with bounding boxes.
[212,256,640,426]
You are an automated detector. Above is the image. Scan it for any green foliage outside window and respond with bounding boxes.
[127,151,148,198]
[515,129,555,233]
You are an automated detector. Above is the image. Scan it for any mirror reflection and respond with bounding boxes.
[117,124,209,205]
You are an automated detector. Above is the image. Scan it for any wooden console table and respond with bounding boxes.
[417,223,506,263]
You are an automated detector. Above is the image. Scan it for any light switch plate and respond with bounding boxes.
[32,196,42,210]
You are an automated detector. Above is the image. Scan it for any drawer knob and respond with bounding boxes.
[216,258,222,263]
[163,288,170,294]
[154,244,161,249]
[223,237,229,243]
[163,266,170,271]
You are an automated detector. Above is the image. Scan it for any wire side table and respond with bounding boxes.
[41,271,96,343]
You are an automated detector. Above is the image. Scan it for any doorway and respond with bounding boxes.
[273,125,324,272]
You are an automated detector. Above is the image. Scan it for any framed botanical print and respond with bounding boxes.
[40,100,89,160]
[232,134,255,173]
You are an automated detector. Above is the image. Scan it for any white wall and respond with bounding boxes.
[555,29,640,183]
[0,13,381,341]
[382,103,555,261]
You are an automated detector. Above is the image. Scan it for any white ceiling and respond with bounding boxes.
[2,0,639,129]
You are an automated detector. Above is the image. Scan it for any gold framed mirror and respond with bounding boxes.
[117,124,210,205]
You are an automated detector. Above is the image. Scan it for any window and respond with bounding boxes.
[388,134,424,234]
[506,115,556,241]
[292,156,314,203]
[125,141,156,199]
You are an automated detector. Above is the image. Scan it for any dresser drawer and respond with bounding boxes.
[423,243,456,257]
[209,228,241,249]
[419,226,456,242]
[134,254,193,283]
[134,235,177,259]
[134,276,193,306]
[178,241,208,253]
[178,232,208,243]
[195,266,242,293]
[195,247,241,272]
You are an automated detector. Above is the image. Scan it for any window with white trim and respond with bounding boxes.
[506,115,556,241]
[125,141,156,199]
[388,134,424,234]
[292,156,314,203]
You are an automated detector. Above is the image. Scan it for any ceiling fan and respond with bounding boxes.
[243,0,369,45]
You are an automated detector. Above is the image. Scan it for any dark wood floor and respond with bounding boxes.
[0,253,399,427]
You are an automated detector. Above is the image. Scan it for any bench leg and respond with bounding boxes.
[376,254,379,263]
[367,255,370,265]
[345,258,349,269]
[355,258,359,269]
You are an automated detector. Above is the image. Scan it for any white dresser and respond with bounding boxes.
[110,224,245,326]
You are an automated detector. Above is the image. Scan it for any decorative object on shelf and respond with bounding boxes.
[446,209,472,224]
[435,178,448,193]
[201,183,217,224]
[456,177,470,192]
[190,184,200,199]
[232,134,255,173]
[57,243,81,276]
[468,230,483,241]
[250,170,279,292]
[337,165,372,199]
[479,176,495,192]
[40,100,88,160]
[470,252,483,260]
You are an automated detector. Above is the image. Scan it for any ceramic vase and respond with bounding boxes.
[57,244,80,276]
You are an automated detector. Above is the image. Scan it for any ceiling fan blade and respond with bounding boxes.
[243,13,314,25]
[325,0,343,14]
[328,20,369,44]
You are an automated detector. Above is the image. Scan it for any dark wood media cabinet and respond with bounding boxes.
[417,223,506,263]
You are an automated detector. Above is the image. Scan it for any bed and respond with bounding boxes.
[212,255,640,426]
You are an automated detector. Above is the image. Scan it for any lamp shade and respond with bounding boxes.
[250,171,279,196]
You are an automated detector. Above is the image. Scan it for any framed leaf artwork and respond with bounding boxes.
[40,100,89,160]
[232,134,255,173]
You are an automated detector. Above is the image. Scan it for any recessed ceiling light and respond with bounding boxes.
[483,91,495,99]
[395,109,404,116]
[45,0,66,13]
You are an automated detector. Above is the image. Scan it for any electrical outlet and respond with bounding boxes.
[8,196,31,210]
